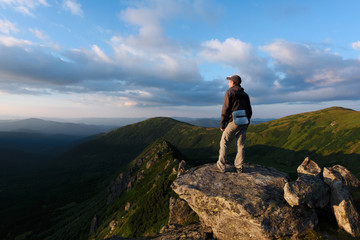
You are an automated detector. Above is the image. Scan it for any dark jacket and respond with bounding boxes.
[220,85,252,129]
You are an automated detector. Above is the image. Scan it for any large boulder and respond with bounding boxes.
[323,165,360,189]
[171,163,318,240]
[297,157,322,177]
[284,175,330,208]
[331,180,360,237]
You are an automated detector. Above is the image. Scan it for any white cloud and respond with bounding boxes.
[200,38,254,66]
[352,41,360,51]
[0,35,32,47]
[29,28,48,40]
[62,0,83,16]
[199,38,277,94]
[0,0,49,16]
[0,18,18,34]
[82,45,112,63]
[111,2,204,85]
[255,40,360,103]
[118,1,181,51]
[260,40,357,85]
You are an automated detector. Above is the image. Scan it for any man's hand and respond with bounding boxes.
[220,128,224,132]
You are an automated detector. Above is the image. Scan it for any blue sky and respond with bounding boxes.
[0,0,360,119]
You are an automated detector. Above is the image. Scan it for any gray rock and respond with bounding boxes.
[107,172,130,204]
[156,223,209,240]
[297,157,322,177]
[172,163,318,240]
[323,165,360,189]
[104,237,147,240]
[168,197,195,225]
[331,180,360,237]
[284,175,330,208]
[177,160,187,176]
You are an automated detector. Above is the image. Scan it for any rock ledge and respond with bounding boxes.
[172,163,318,240]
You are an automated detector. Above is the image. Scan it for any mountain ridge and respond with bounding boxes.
[245,106,360,178]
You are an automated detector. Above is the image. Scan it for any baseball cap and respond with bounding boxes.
[226,75,241,85]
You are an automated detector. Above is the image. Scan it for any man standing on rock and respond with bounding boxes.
[217,74,252,173]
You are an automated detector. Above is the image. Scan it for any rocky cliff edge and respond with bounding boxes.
[171,163,318,240]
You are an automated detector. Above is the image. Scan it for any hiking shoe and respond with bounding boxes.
[216,161,226,173]
[236,167,243,173]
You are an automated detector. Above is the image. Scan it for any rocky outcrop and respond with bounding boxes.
[168,197,195,225]
[323,165,360,189]
[177,160,187,176]
[331,180,360,236]
[297,157,322,177]
[284,175,330,208]
[105,224,209,240]
[107,140,176,204]
[107,172,131,203]
[285,158,360,237]
[172,163,318,240]
[157,224,209,240]
[321,164,360,236]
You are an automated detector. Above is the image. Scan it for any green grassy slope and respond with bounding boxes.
[245,107,360,178]
[37,139,184,240]
[90,139,182,239]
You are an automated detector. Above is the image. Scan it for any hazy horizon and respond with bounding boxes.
[0,103,358,121]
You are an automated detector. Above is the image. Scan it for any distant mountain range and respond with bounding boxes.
[1,107,359,240]
[0,118,115,136]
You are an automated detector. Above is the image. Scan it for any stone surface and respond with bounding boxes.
[177,160,188,176]
[168,197,195,225]
[156,224,209,240]
[297,157,322,177]
[284,175,330,208]
[172,163,318,240]
[107,172,130,204]
[331,180,360,237]
[104,237,147,240]
[323,165,360,189]
[105,224,209,240]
